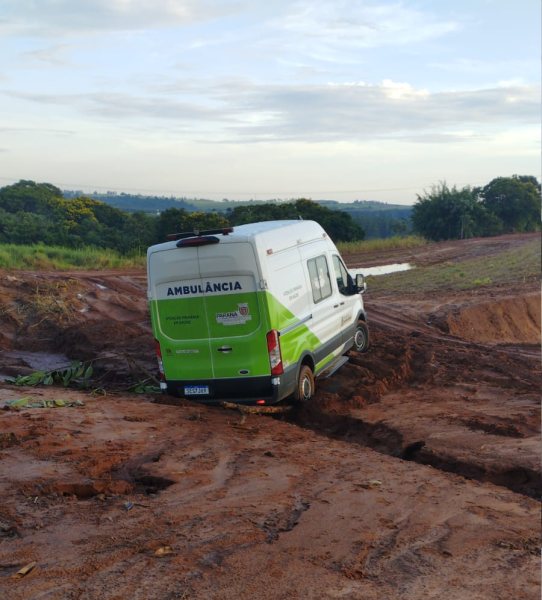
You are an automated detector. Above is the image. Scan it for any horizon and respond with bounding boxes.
[3,175,536,208]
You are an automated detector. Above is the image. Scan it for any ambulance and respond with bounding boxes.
[147,220,369,405]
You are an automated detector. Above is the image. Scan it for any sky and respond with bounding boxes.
[0,0,540,205]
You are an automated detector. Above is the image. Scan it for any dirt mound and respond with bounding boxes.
[0,270,156,384]
[437,293,541,343]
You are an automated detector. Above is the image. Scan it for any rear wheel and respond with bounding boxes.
[294,365,315,403]
[354,321,370,353]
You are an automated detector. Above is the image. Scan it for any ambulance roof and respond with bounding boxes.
[148,220,329,255]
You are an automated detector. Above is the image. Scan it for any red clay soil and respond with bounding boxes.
[0,233,540,599]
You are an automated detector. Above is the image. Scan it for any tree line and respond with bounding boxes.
[1,176,538,253]
[62,190,413,240]
[0,181,365,253]
[411,176,540,241]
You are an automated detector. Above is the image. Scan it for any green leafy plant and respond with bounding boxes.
[5,397,85,408]
[6,361,93,388]
[127,379,161,394]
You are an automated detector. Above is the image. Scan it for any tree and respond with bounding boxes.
[391,219,409,237]
[480,176,541,233]
[154,208,229,243]
[77,197,128,229]
[411,182,487,241]
[228,199,365,242]
[121,212,157,253]
[1,211,57,245]
[0,180,63,214]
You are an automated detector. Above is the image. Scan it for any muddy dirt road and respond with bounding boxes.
[0,234,540,599]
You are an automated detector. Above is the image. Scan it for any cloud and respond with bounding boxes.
[0,126,75,135]
[3,80,539,144]
[392,132,490,144]
[21,44,81,67]
[428,58,539,80]
[327,79,429,100]
[0,0,248,36]
[1,0,460,57]
[212,80,540,142]
[3,90,233,124]
[273,1,459,55]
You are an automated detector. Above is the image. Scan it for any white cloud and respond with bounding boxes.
[21,44,82,67]
[498,78,526,88]
[0,0,248,36]
[275,1,459,52]
[327,79,429,100]
[4,80,539,144]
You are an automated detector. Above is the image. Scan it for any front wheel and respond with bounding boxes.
[354,321,370,353]
[294,365,315,403]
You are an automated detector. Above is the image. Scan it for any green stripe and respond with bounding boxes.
[150,291,323,381]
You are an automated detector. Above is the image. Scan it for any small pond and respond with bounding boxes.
[351,263,413,277]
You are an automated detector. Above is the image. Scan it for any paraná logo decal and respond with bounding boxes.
[216,303,252,326]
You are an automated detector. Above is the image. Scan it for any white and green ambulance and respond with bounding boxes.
[147,220,369,405]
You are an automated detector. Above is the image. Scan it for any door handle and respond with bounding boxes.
[333,304,339,308]
[217,346,233,353]
[340,302,345,306]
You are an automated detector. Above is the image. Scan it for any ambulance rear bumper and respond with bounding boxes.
[161,375,283,406]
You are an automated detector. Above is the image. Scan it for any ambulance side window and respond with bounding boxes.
[307,255,332,304]
[332,255,353,296]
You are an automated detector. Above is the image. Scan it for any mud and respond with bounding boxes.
[0,233,540,599]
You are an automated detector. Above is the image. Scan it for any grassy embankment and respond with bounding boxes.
[0,244,145,271]
[0,236,425,271]
[3,236,538,294]
[336,235,427,255]
[365,237,541,296]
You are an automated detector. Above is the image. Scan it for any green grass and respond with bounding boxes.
[0,237,426,270]
[337,235,428,255]
[0,244,146,271]
[367,238,541,296]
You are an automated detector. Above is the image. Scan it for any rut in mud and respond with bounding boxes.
[288,399,541,499]
[286,293,541,499]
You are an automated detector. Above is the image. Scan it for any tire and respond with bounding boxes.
[354,321,370,353]
[294,365,315,403]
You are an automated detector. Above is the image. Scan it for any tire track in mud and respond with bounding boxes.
[284,312,541,499]
[288,404,541,498]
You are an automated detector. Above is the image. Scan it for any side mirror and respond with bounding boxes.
[355,273,366,294]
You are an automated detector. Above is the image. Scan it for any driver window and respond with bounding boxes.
[332,255,350,295]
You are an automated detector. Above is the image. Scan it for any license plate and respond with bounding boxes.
[184,385,210,396]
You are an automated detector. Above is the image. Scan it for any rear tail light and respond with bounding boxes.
[154,338,165,380]
[266,329,283,375]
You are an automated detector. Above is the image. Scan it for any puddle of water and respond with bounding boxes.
[351,263,412,277]
[1,350,71,372]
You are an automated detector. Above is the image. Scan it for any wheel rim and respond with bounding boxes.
[355,328,366,349]
[300,376,312,401]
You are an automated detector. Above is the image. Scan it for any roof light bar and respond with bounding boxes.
[166,227,233,241]
[176,235,220,247]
